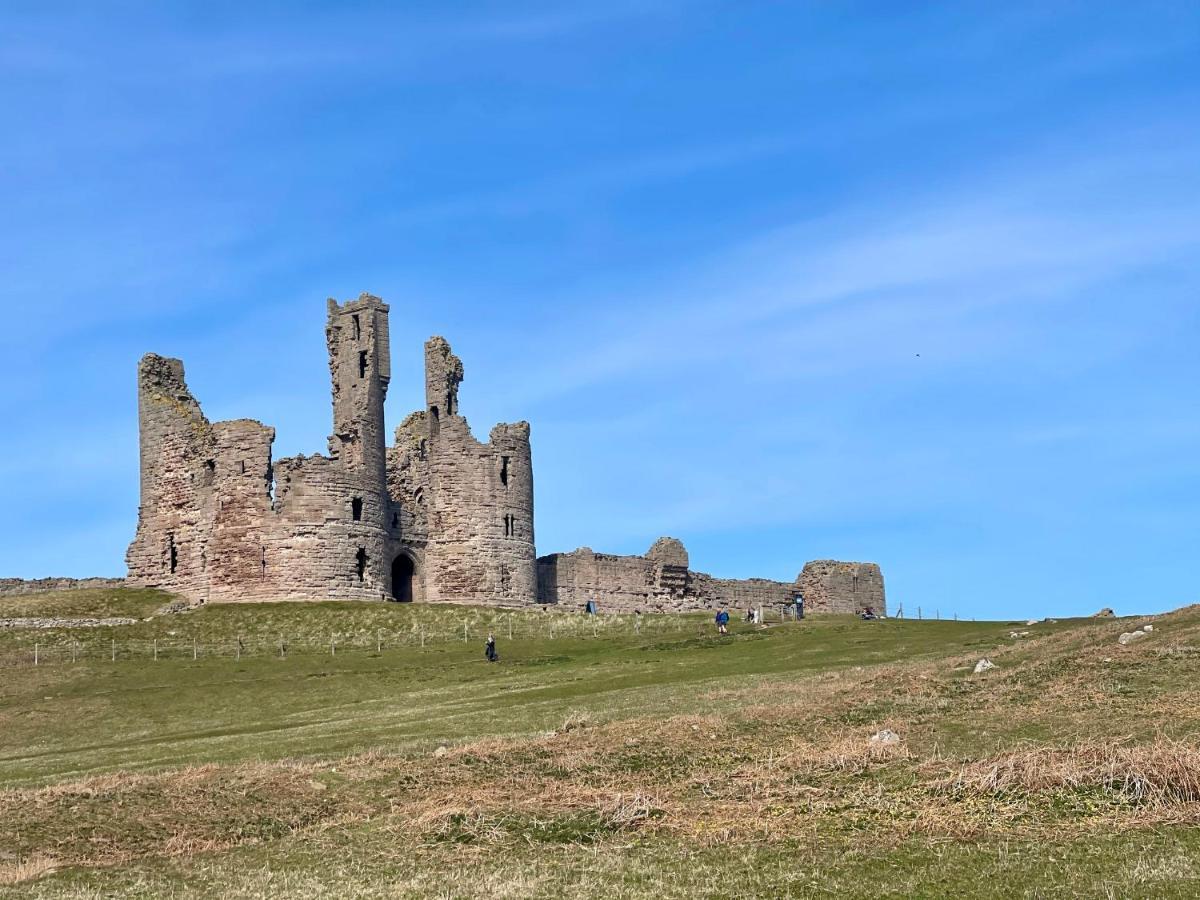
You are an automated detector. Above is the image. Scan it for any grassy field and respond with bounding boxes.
[1,589,1199,898]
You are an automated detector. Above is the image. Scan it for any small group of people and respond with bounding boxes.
[716,592,807,634]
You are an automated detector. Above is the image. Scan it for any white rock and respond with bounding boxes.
[870,729,900,744]
[974,658,996,674]
[433,745,449,757]
[1143,624,1154,632]
[1026,619,1038,626]
[1118,631,1146,646]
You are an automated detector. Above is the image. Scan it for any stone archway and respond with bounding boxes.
[391,553,415,602]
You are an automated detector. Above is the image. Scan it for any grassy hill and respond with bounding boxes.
[1,588,1198,898]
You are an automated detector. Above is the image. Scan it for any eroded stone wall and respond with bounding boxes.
[537,538,885,616]
[797,560,886,615]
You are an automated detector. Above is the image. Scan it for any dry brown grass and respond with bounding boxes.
[938,739,1200,807]
[0,855,59,886]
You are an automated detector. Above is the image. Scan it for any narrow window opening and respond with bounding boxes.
[203,459,216,484]
[239,460,246,475]
[430,405,439,421]
[414,488,424,506]
[503,514,515,537]
[168,534,178,574]
[358,350,368,379]
[500,456,510,487]
[200,546,207,572]
[352,313,361,339]
[261,546,267,580]
[356,547,367,582]
[391,511,400,530]
[351,496,363,521]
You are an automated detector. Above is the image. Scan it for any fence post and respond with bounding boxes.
[154,638,158,661]
[420,626,425,648]
[111,639,116,662]
[279,634,286,658]
[463,622,468,643]
[34,643,38,666]
[236,636,241,661]
[193,636,198,660]
[917,606,922,620]
[377,635,381,654]
[508,617,512,640]
[331,636,336,657]
[72,640,77,664]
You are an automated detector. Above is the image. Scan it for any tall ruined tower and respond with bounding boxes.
[385,336,537,605]
[265,295,395,599]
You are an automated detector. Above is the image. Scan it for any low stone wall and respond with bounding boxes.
[0,617,140,629]
[0,578,126,597]
[537,538,886,616]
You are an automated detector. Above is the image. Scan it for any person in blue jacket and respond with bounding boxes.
[715,607,730,635]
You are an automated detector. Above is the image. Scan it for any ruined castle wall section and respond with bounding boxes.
[262,453,389,600]
[537,539,885,615]
[536,548,659,611]
[125,354,217,599]
[386,337,536,605]
[797,560,886,615]
[203,420,275,601]
[538,538,699,612]
[688,573,796,610]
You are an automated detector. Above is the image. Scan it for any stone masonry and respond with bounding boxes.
[126,294,882,612]
[126,295,535,605]
[537,540,886,615]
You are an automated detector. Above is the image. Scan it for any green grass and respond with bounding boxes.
[1,589,1196,897]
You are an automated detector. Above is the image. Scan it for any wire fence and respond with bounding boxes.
[0,608,802,669]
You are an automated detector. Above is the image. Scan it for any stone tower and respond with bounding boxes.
[385,337,536,605]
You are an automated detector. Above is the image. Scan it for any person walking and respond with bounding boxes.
[485,632,498,662]
[715,608,730,635]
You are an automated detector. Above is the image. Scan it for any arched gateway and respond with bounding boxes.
[391,554,415,602]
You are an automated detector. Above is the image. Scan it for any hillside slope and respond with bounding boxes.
[1,590,1198,898]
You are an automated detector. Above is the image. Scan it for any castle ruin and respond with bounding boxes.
[127,295,884,615]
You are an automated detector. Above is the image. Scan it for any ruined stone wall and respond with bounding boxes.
[797,560,886,615]
[537,538,884,616]
[0,577,126,597]
[125,354,218,600]
[384,338,536,605]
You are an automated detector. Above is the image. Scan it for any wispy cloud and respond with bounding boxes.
[504,134,1200,405]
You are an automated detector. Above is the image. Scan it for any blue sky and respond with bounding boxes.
[1,2,1197,620]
